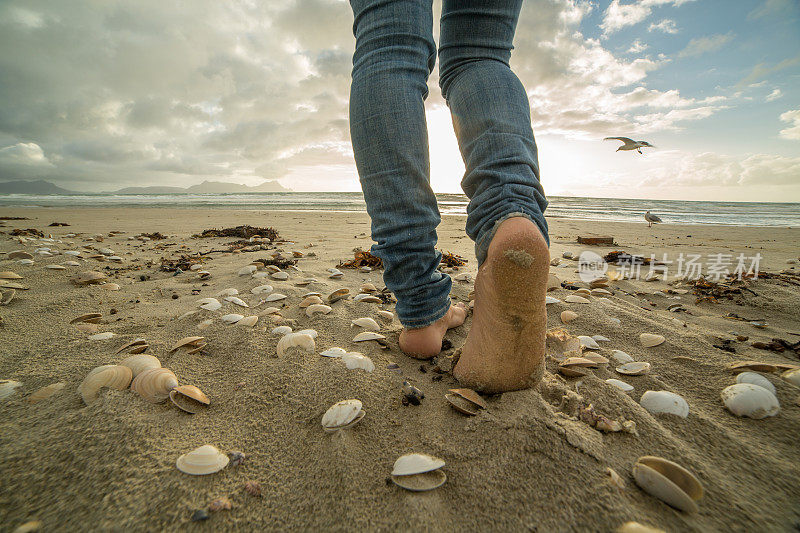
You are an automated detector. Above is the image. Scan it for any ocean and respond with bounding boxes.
[1,192,799,227]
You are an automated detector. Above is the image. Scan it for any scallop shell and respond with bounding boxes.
[27,382,66,403]
[299,295,323,308]
[578,336,600,350]
[224,296,249,308]
[341,352,374,372]
[327,288,349,303]
[0,379,23,400]
[782,368,800,387]
[720,383,780,419]
[640,391,689,418]
[606,379,634,392]
[735,372,776,395]
[632,456,703,513]
[131,367,179,403]
[353,331,386,342]
[169,385,210,414]
[78,365,133,404]
[565,295,590,304]
[640,333,665,347]
[351,317,380,331]
[197,298,222,311]
[320,347,346,358]
[616,362,651,376]
[306,304,332,317]
[321,399,364,431]
[560,311,579,323]
[238,316,258,327]
[250,284,273,295]
[221,313,244,324]
[276,333,316,357]
[119,354,161,377]
[170,336,205,352]
[176,444,229,475]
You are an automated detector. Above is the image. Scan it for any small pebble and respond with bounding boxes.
[172,294,179,299]
[208,497,232,512]
[191,509,209,521]
[228,450,246,467]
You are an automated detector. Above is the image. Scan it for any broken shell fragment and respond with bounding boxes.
[176,445,230,475]
[341,352,374,372]
[299,295,323,308]
[391,453,447,492]
[729,361,777,373]
[0,379,22,401]
[632,456,703,513]
[640,391,689,418]
[720,383,780,419]
[616,362,651,376]
[197,298,222,311]
[221,313,244,324]
[277,333,316,357]
[606,379,634,392]
[131,367,179,403]
[445,388,486,416]
[639,333,665,348]
[351,317,380,331]
[27,382,66,403]
[119,353,161,377]
[320,347,346,358]
[169,385,211,414]
[238,316,258,327]
[170,336,205,352]
[306,304,332,317]
[735,372,776,395]
[78,365,133,404]
[353,331,386,342]
[321,399,365,432]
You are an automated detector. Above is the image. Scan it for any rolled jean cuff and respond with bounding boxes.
[474,211,550,266]
[396,290,452,329]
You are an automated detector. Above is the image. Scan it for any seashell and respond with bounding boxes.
[0,379,23,400]
[169,385,210,414]
[547,273,561,291]
[558,357,598,377]
[170,336,205,352]
[0,288,15,305]
[303,291,322,298]
[545,329,582,360]
[578,336,600,350]
[196,271,211,280]
[592,334,611,342]
[0,271,23,279]
[221,313,244,324]
[100,283,120,291]
[250,284,273,295]
[197,298,222,311]
[351,317,380,331]
[78,365,133,404]
[782,368,800,387]
[216,288,238,297]
[591,288,612,296]
[606,379,634,392]
[131,367,179,403]
[640,391,689,418]
[327,288,350,303]
[582,353,609,364]
[299,295,323,308]
[64,261,81,266]
[8,251,33,260]
[115,338,148,354]
[270,271,289,280]
[749,320,768,328]
[560,310,578,323]
[295,278,317,286]
[252,272,270,279]
[17,259,34,265]
[119,354,161,377]
[729,361,777,373]
[735,372,776,395]
[402,381,424,404]
[277,333,316,357]
[271,326,292,336]
[238,265,257,276]
[545,296,561,304]
[225,296,249,308]
[616,362,651,376]
[606,467,626,489]
[321,399,365,431]
[64,250,81,256]
[453,272,471,282]
[391,453,446,492]
[74,322,99,333]
[610,350,633,364]
[176,445,230,475]
[71,313,102,324]
[328,270,343,279]
[71,271,107,285]
[306,304,332,317]
[296,329,318,339]
[264,265,281,273]
[720,383,780,419]
[88,332,115,340]
[360,283,377,293]
[187,343,207,354]
[632,456,703,513]
[377,310,394,322]
[354,294,382,303]
[320,347,346,358]
[445,388,486,415]
[341,352,374,372]
[353,331,386,342]
[360,266,372,272]
[640,333,665,347]
[238,316,258,327]
[262,307,281,315]
[575,288,591,296]
[617,522,666,533]
[263,293,286,302]
[565,295,590,304]
[27,382,66,403]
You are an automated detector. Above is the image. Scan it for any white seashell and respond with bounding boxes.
[27,382,66,403]
[351,317,380,331]
[119,354,161,377]
[238,265,257,276]
[377,310,394,322]
[353,331,386,342]
[176,444,230,475]
[565,295,590,304]
[720,383,780,419]
[0,379,23,401]
[606,379,634,392]
[197,298,222,311]
[306,304,332,317]
[296,277,317,286]
[78,365,132,404]
[545,296,561,304]
[592,334,610,342]
[392,453,445,476]
[277,333,316,357]
[296,329,318,338]
[18,259,34,265]
[197,319,213,330]
[341,352,375,372]
[216,288,239,297]
[64,260,81,266]
[360,266,371,272]
[616,362,651,375]
[107,256,123,262]
[101,283,120,291]
[237,315,258,327]
[632,456,703,513]
[262,306,281,315]
[131,367,179,402]
[640,391,689,418]
[640,333,665,347]
[299,295,323,308]
[88,332,115,341]
[560,310,578,323]
[64,250,81,256]
[328,270,343,279]
[270,271,289,280]
[99,248,114,255]
[46,264,66,270]
[321,399,364,431]
[453,272,471,282]
[735,372,776,395]
[224,296,249,308]
[577,336,600,350]
[303,292,323,298]
[782,368,800,387]
[271,326,293,335]
[251,271,270,279]
[221,313,244,324]
[320,347,346,358]
[264,293,286,302]
[610,350,633,364]
[250,284,273,295]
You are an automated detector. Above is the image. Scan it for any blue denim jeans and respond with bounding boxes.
[349,0,549,329]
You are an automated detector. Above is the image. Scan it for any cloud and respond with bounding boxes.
[779,109,800,140]
[766,88,783,102]
[640,151,800,187]
[627,40,648,54]
[738,55,800,86]
[678,33,734,58]
[748,0,799,20]
[601,0,691,36]
[0,142,52,166]
[648,19,678,34]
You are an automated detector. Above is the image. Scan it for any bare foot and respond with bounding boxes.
[399,302,467,359]
[454,217,549,393]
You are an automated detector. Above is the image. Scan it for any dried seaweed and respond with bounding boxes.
[139,232,167,240]
[48,222,70,227]
[439,250,467,267]
[10,228,44,237]
[252,257,298,269]
[751,338,800,355]
[603,250,651,265]
[0,216,29,220]
[160,254,204,272]
[196,226,280,240]
[339,249,383,269]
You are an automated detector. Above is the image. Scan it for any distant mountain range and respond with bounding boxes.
[0,179,291,194]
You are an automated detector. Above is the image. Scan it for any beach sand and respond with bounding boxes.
[1,207,799,532]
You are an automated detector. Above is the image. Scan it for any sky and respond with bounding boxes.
[0,0,798,201]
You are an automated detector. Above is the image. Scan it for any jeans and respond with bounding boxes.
[349,0,549,329]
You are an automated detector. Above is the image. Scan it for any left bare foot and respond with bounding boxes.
[398,302,467,359]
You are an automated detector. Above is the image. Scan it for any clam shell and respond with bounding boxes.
[197,298,222,311]
[115,339,148,355]
[270,271,289,280]
[391,470,447,492]
[78,365,133,404]
[71,313,102,324]
[263,293,286,302]
[735,372,776,395]
[271,326,293,336]
[221,313,244,324]
[131,367,179,403]
[545,296,561,304]
[216,288,238,297]
[306,304,332,317]
[170,336,205,352]
[0,288,16,305]
[445,393,480,415]
[582,353,609,364]
[448,388,486,408]
[606,379,633,392]
[559,357,597,377]
[119,354,161,377]
[392,453,445,476]
[8,251,33,260]
[321,399,364,431]
[176,445,229,475]
[353,331,386,342]
[720,383,780,419]
[88,332,115,341]
[353,293,382,303]
[610,350,633,364]
[296,329,318,338]
[250,284,273,295]
[71,271,107,285]
[616,362,651,375]
[565,295,590,304]
[100,282,121,291]
[575,288,591,296]
[351,317,380,331]
[578,336,600,350]
[27,382,66,403]
[0,379,23,401]
[632,456,703,513]
[299,295,323,308]
[74,322,99,333]
[592,334,610,342]
[277,333,316,357]
[729,361,777,373]
[320,347,346,358]
[169,385,210,414]
[782,368,800,387]
[0,271,23,279]
[547,273,561,291]
[377,310,394,322]
[341,352,374,372]
[238,316,258,327]
[224,296,249,308]
[640,391,689,418]
[617,522,666,533]
[640,333,665,348]
[560,311,579,323]
[327,288,350,303]
[238,265,257,276]
[360,283,377,293]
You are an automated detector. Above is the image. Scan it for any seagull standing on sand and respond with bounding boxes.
[604,137,655,154]
[644,211,662,228]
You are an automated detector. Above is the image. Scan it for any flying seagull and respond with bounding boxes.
[604,137,654,154]
[644,211,662,228]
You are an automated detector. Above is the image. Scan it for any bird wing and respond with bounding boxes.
[650,214,663,222]
[636,141,655,148]
[604,137,635,146]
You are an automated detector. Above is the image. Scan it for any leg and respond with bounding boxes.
[349,0,465,358]
[439,0,549,392]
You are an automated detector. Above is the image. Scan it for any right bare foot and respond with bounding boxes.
[454,216,549,393]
